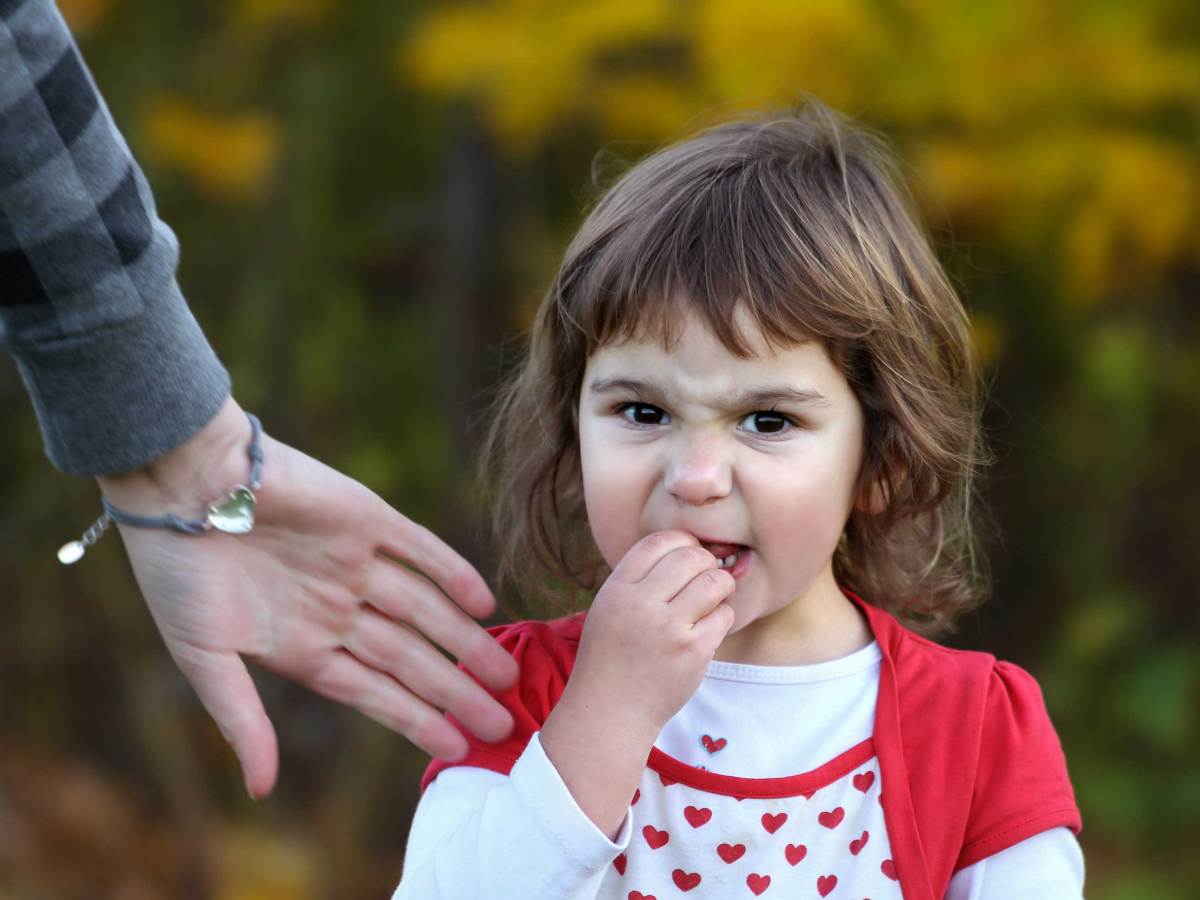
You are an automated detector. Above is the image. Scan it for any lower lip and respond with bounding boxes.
[724,547,752,579]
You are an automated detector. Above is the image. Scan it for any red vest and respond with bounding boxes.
[423,589,1082,899]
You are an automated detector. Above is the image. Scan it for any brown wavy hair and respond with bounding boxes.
[472,97,995,639]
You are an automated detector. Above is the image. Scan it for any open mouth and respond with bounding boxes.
[700,542,749,570]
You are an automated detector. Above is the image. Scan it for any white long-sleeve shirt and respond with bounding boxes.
[395,636,1085,898]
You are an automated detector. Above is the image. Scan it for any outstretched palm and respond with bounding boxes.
[107,424,517,799]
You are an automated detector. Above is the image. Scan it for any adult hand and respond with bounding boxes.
[94,396,518,799]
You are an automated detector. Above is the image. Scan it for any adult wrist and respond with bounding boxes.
[94,395,255,515]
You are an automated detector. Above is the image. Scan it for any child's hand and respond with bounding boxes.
[568,530,737,737]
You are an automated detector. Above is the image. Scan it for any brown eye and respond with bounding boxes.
[739,410,796,437]
[618,403,667,426]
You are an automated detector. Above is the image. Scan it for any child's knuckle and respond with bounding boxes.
[645,532,670,551]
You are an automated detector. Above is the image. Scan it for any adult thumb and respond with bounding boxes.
[171,644,280,799]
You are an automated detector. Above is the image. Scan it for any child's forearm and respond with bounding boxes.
[539,679,661,841]
[396,738,630,899]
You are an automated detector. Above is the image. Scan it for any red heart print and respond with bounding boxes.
[613,853,627,875]
[631,789,641,805]
[818,807,845,829]
[849,830,869,855]
[684,806,712,828]
[761,812,787,833]
[672,869,701,892]
[881,858,898,880]
[643,825,669,849]
[747,873,771,895]
[628,892,656,900]
[853,771,875,792]
[701,734,727,753]
[785,843,807,866]
[878,792,884,806]
[659,773,677,787]
[817,874,838,896]
[717,843,746,864]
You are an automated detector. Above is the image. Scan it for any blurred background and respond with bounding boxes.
[2,0,1197,897]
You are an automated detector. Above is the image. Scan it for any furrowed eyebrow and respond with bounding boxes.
[588,376,833,410]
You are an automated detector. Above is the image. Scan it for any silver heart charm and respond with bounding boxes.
[207,486,256,533]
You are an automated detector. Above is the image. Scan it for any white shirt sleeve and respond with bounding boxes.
[945,826,1085,899]
[392,731,633,899]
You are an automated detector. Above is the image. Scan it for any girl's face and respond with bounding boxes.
[577,302,869,662]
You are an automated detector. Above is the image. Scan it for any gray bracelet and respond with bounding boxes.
[58,412,264,565]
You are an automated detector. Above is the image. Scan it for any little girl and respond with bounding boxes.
[394,99,1083,899]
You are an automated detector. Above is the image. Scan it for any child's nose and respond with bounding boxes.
[663,438,733,505]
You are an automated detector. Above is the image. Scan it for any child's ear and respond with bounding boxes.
[854,462,907,517]
[854,477,891,516]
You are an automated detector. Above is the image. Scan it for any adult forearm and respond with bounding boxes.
[1,0,230,475]
[539,679,660,842]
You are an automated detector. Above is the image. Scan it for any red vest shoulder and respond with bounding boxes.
[420,614,585,793]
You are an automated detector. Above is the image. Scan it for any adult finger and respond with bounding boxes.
[343,604,514,743]
[366,556,519,696]
[610,530,701,584]
[308,648,471,760]
[169,642,280,800]
[373,506,497,621]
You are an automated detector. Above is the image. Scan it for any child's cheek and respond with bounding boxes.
[584,497,628,570]
[579,437,636,569]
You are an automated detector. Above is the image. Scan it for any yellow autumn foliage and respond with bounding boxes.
[590,74,699,143]
[214,825,318,900]
[969,312,1003,368]
[401,0,1199,304]
[403,0,679,152]
[57,0,113,36]
[872,0,1197,130]
[1060,132,1199,303]
[915,128,1199,303]
[230,0,333,30]
[143,97,280,202]
[692,0,886,113]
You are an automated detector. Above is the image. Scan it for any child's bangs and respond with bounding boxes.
[570,151,873,363]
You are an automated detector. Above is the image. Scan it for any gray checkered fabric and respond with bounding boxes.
[1,0,230,475]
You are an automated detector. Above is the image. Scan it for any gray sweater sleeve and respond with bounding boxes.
[0,0,230,476]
